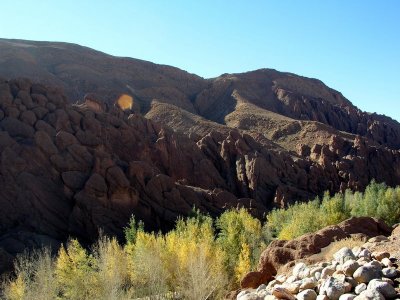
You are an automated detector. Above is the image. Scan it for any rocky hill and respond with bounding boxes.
[1,39,400,261]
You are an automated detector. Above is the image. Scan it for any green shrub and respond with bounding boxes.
[216,208,271,284]
[267,181,400,240]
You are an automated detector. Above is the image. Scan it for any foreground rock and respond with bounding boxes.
[240,217,391,289]
[236,242,400,300]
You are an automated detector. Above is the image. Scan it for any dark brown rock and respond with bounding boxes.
[55,130,78,150]
[20,110,37,126]
[61,171,88,190]
[35,131,58,155]
[0,117,34,138]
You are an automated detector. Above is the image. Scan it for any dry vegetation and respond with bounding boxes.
[1,181,400,299]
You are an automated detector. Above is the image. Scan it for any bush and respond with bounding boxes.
[55,239,98,300]
[3,181,399,298]
[216,208,271,285]
[3,248,57,300]
[267,181,400,240]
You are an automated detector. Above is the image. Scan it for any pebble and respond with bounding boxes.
[321,267,336,279]
[352,247,363,258]
[315,272,322,280]
[237,293,263,300]
[381,257,393,267]
[353,266,381,283]
[267,279,279,289]
[358,249,372,259]
[276,275,287,283]
[346,277,358,289]
[239,246,399,300]
[297,289,318,300]
[286,275,298,283]
[294,263,311,279]
[300,277,318,290]
[281,282,300,294]
[355,289,384,300]
[367,279,397,298]
[342,260,360,277]
[311,267,324,277]
[372,252,390,261]
[344,282,353,293]
[334,248,356,264]
[382,267,397,278]
[355,283,367,294]
[320,277,346,300]
[365,261,382,272]
[256,284,267,292]
[339,293,357,300]
[272,286,296,300]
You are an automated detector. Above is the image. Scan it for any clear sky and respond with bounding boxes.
[1,0,399,121]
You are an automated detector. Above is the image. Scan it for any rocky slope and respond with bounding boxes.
[233,219,400,300]
[1,39,400,266]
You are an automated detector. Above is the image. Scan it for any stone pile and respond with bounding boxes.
[237,244,399,300]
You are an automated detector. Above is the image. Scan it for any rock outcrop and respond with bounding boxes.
[1,77,400,267]
[240,217,392,289]
[0,78,242,265]
[1,39,400,275]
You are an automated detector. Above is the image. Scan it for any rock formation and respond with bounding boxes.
[234,220,400,300]
[1,39,400,271]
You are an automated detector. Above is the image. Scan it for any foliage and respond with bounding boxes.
[55,239,98,300]
[267,181,400,240]
[2,248,57,300]
[216,208,271,285]
[123,215,144,244]
[2,181,400,299]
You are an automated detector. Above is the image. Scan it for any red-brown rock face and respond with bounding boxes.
[0,78,239,259]
[1,77,400,263]
[1,39,400,270]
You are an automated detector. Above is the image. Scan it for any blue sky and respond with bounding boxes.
[0,0,399,121]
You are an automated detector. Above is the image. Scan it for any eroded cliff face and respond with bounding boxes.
[1,77,400,265]
[1,39,400,268]
[0,78,241,253]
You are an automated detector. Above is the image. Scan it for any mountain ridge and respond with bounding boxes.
[0,39,400,266]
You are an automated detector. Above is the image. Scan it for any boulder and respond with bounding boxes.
[242,217,391,289]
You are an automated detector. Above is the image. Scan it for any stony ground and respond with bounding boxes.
[238,227,400,300]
